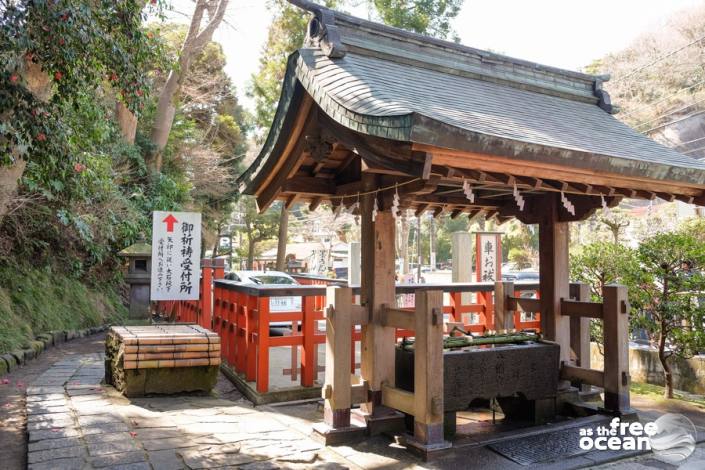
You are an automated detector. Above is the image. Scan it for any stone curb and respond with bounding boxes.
[0,325,109,377]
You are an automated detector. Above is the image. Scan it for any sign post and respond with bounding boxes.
[151,211,202,301]
[474,231,502,329]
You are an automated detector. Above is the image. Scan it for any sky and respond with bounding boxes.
[164,0,705,112]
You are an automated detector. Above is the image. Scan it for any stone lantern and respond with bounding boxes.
[118,237,152,320]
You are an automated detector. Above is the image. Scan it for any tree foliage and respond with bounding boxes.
[1,0,163,169]
[371,0,463,39]
[633,231,705,398]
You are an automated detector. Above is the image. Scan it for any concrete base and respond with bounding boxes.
[352,406,406,436]
[405,435,452,461]
[598,406,639,420]
[220,363,323,405]
[311,421,367,446]
[108,366,219,397]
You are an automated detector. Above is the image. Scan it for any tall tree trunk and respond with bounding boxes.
[115,101,137,143]
[275,205,289,271]
[148,0,229,171]
[658,326,673,398]
[1,58,52,220]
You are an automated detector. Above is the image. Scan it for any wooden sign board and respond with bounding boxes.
[475,231,502,282]
[151,211,202,300]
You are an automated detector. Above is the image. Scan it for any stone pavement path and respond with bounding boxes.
[9,334,705,470]
[0,334,108,470]
[24,353,352,470]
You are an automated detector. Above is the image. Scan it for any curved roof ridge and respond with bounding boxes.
[288,0,614,111]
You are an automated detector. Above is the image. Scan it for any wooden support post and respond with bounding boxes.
[360,174,397,416]
[569,283,591,377]
[201,258,213,330]
[301,295,316,387]
[494,281,515,332]
[323,286,353,428]
[602,284,630,413]
[538,194,571,365]
[256,296,270,393]
[411,290,446,447]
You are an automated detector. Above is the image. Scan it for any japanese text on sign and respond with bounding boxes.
[151,211,201,300]
[477,233,501,282]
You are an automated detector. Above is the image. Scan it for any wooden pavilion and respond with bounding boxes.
[238,0,705,456]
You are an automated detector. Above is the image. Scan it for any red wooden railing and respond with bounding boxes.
[153,263,541,394]
[153,258,225,328]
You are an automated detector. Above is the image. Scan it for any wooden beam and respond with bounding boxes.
[321,115,426,177]
[415,204,429,217]
[560,364,604,387]
[421,152,433,180]
[380,306,414,330]
[423,146,705,197]
[675,194,695,204]
[381,383,415,416]
[283,176,335,195]
[253,95,313,197]
[507,296,541,313]
[254,96,314,211]
[656,192,676,202]
[468,209,485,223]
[284,194,299,210]
[351,305,369,326]
[309,197,322,212]
[561,299,604,319]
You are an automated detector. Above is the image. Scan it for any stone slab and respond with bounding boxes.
[28,437,82,452]
[28,445,86,464]
[28,457,86,470]
[90,451,148,469]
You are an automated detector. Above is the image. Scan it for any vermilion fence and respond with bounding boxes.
[153,258,225,328]
[153,262,541,394]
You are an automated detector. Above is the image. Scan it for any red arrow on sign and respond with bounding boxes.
[163,214,178,232]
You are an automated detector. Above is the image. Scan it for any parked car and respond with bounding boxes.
[501,270,539,282]
[224,270,303,313]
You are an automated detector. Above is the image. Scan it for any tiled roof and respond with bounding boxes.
[239,2,705,192]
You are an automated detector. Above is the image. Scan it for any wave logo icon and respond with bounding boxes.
[649,413,697,464]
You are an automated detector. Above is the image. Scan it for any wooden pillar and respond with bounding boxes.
[538,193,571,364]
[301,295,316,387]
[360,174,397,415]
[201,258,213,330]
[323,286,353,428]
[256,296,270,393]
[413,290,445,446]
[602,284,630,413]
[569,282,591,368]
[494,281,515,332]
